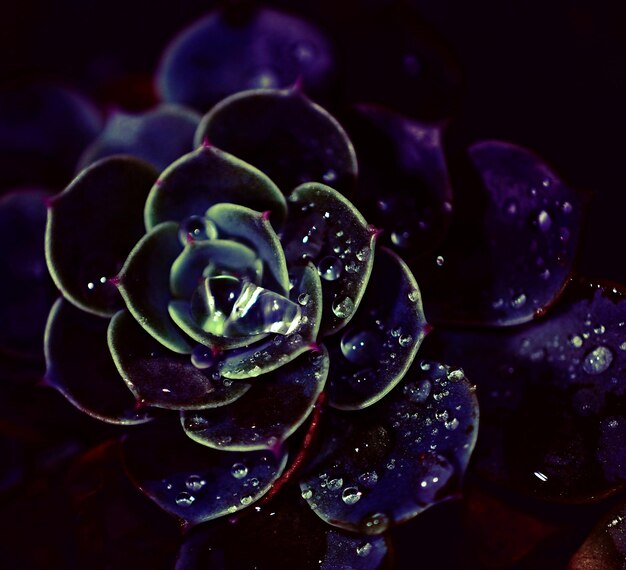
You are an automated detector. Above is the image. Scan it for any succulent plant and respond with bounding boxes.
[1,2,626,569]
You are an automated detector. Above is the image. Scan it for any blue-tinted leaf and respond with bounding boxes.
[426,279,626,503]
[144,145,287,231]
[175,488,389,570]
[181,347,328,451]
[326,247,428,410]
[46,156,159,317]
[300,361,478,533]
[0,83,101,191]
[196,88,357,196]
[347,104,452,257]
[77,104,201,172]
[118,222,191,354]
[0,190,56,358]
[44,298,152,425]
[282,183,377,335]
[122,419,287,527]
[108,310,250,410]
[157,7,334,111]
[413,140,585,326]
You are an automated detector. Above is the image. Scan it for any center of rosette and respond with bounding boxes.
[190,275,301,338]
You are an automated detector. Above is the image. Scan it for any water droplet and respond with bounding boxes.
[619,341,626,351]
[322,169,337,183]
[332,296,354,319]
[341,329,380,365]
[444,418,460,430]
[327,478,343,491]
[240,495,254,506]
[358,471,379,488]
[510,293,527,309]
[503,198,518,217]
[175,492,195,507]
[447,369,464,382]
[408,289,420,303]
[356,543,373,557]
[436,255,444,267]
[536,210,552,232]
[301,487,313,500]
[362,512,389,534]
[317,256,342,281]
[297,292,310,306]
[562,201,573,214]
[179,215,214,244]
[190,344,215,369]
[391,230,411,248]
[356,246,370,262]
[342,486,362,505]
[185,475,206,492]
[582,346,613,375]
[398,334,413,347]
[569,334,583,348]
[403,380,431,403]
[231,463,248,479]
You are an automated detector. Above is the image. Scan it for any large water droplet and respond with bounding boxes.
[190,344,216,369]
[327,478,343,491]
[342,486,362,505]
[231,463,248,479]
[341,329,380,365]
[175,492,195,507]
[358,471,379,488]
[582,346,613,375]
[301,487,313,500]
[318,256,342,281]
[332,296,354,319]
[186,474,206,492]
[191,276,301,337]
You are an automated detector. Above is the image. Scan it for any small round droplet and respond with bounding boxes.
[404,380,431,403]
[510,293,527,309]
[444,418,460,431]
[175,492,195,508]
[332,296,354,319]
[356,246,370,262]
[358,471,379,488]
[562,201,573,214]
[322,169,337,183]
[536,210,552,232]
[318,256,342,281]
[301,487,313,500]
[582,346,613,375]
[327,478,343,491]
[190,344,215,369]
[356,543,373,558]
[569,334,583,348]
[342,486,362,505]
[391,230,411,248]
[186,475,206,492]
[179,215,213,244]
[297,292,310,306]
[240,495,254,506]
[435,255,444,267]
[231,463,248,479]
[362,512,390,534]
[341,329,380,365]
[398,334,413,347]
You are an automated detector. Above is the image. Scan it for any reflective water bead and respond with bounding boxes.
[231,463,248,479]
[327,478,343,491]
[317,256,342,281]
[178,215,215,244]
[569,334,583,348]
[297,292,310,306]
[436,255,444,267]
[362,512,389,534]
[240,495,254,506]
[332,296,354,319]
[340,329,380,365]
[398,334,413,347]
[323,169,337,183]
[582,346,613,375]
[403,380,432,404]
[356,543,373,557]
[186,475,206,492]
[341,486,362,505]
[190,344,216,369]
[536,210,552,232]
[358,471,379,488]
[390,230,411,248]
[301,487,313,500]
[356,246,370,262]
[562,201,573,214]
[175,492,195,507]
[510,293,527,309]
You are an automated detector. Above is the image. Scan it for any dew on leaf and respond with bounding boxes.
[190,344,216,369]
[318,256,343,281]
[340,329,380,365]
[186,474,206,492]
[332,296,354,318]
[356,542,373,557]
[231,463,248,479]
[582,346,613,375]
[403,380,432,404]
[341,486,362,505]
[175,492,195,507]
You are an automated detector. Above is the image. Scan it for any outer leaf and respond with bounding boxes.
[181,347,328,451]
[206,203,289,295]
[299,361,478,534]
[157,6,334,110]
[46,156,159,317]
[108,310,250,410]
[0,190,56,358]
[43,298,152,425]
[117,222,191,354]
[218,262,323,379]
[77,104,201,172]
[413,140,585,326]
[282,182,377,335]
[196,88,357,196]
[122,419,288,527]
[426,279,626,503]
[144,145,287,231]
[175,488,389,570]
[326,247,429,410]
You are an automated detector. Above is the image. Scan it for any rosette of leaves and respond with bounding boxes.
[36,85,479,567]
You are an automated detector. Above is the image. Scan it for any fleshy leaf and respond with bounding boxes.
[413,140,585,326]
[0,190,56,358]
[0,83,101,191]
[218,262,322,379]
[77,104,201,172]
[206,203,289,295]
[347,104,452,257]
[157,6,334,111]
[46,156,159,317]
[299,360,478,534]
[569,499,626,569]
[181,347,328,451]
[425,279,626,503]
[326,247,429,410]
[122,419,288,527]
[283,182,377,335]
[196,88,357,196]
[108,310,250,410]
[43,298,152,424]
[175,488,389,570]
[117,222,191,354]
[144,145,287,231]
